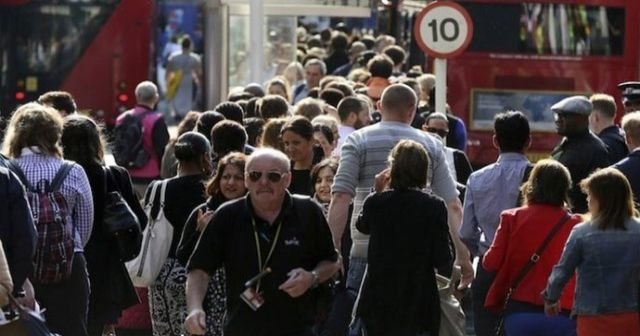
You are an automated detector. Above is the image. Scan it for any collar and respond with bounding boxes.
[497,152,528,162]
[565,129,591,140]
[339,125,355,133]
[20,147,43,156]
[599,125,621,135]
[378,120,412,128]
[245,191,293,224]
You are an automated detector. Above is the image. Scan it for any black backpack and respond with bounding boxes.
[112,110,152,168]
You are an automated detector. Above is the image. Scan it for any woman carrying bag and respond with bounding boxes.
[61,115,146,336]
[483,160,581,335]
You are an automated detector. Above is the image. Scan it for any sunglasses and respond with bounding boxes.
[426,127,449,138]
[247,171,286,183]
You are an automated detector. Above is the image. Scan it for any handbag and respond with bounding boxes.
[437,265,466,336]
[0,289,56,336]
[103,167,142,262]
[494,212,571,336]
[125,180,173,287]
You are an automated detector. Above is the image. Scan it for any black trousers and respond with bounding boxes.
[471,256,499,336]
[34,252,90,336]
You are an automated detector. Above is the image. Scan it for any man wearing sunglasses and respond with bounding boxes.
[185,148,339,336]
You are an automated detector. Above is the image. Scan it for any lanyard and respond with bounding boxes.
[251,217,282,291]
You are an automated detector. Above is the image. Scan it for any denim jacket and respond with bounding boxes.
[543,218,640,315]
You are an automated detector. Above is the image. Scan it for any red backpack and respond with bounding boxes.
[8,161,75,284]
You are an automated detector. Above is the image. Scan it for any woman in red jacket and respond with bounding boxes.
[483,159,581,336]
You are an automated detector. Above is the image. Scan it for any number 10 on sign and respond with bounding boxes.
[414,1,473,59]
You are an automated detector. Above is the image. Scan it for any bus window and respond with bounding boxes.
[0,1,118,110]
[461,3,625,56]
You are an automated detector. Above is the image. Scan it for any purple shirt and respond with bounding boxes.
[14,148,94,252]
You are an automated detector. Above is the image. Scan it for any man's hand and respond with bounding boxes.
[544,301,560,317]
[455,257,474,290]
[185,308,207,335]
[278,268,314,298]
[196,209,214,232]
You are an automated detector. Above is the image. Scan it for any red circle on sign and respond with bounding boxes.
[413,1,474,59]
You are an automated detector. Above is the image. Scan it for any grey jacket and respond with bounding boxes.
[544,218,640,315]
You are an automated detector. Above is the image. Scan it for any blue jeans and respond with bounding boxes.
[347,258,367,336]
[504,312,576,336]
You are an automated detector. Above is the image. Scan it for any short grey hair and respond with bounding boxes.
[425,112,448,124]
[305,58,327,76]
[246,148,291,173]
[135,81,159,104]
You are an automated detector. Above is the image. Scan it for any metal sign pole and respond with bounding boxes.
[435,58,447,113]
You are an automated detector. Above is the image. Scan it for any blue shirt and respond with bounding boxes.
[460,153,530,256]
[544,218,640,315]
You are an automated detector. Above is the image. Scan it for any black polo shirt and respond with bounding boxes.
[188,192,337,336]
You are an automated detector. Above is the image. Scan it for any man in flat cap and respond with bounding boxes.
[618,81,640,113]
[550,95,609,214]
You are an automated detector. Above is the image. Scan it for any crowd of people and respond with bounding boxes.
[0,24,639,336]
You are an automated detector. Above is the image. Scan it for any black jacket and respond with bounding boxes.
[599,125,629,164]
[614,150,640,209]
[0,157,37,294]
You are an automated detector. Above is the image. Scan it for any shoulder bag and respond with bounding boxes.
[437,265,466,336]
[103,166,143,262]
[125,180,173,287]
[494,212,571,336]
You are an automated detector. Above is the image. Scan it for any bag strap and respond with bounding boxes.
[158,180,168,209]
[49,161,74,192]
[103,166,120,193]
[5,160,33,191]
[506,212,571,298]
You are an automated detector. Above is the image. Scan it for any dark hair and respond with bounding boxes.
[320,28,332,42]
[494,111,530,152]
[521,159,571,207]
[61,115,105,166]
[367,55,394,78]
[244,117,265,147]
[205,152,247,197]
[330,32,349,51]
[210,120,247,157]
[388,140,429,190]
[260,95,289,120]
[174,131,211,162]
[307,36,323,49]
[214,102,244,125]
[308,87,320,99]
[228,91,255,102]
[326,81,355,97]
[313,124,334,144]
[382,45,406,67]
[261,118,287,151]
[281,115,314,141]
[37,91,77,115]
[196,111,225,139]
[177,111,201,137]
[244,83,265,98]
[319,88,344,108]
[310,158,339,195]
[580,168,636,230]
[245,97,260,118]
[337,96,365,122]
[360,35,375,50]
[181,36,192,49]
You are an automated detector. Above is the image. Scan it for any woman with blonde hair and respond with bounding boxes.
[2,102,93,336]
[544,168,640,336]
[265,76,292,103]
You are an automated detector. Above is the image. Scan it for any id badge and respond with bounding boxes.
[240,287,265,311]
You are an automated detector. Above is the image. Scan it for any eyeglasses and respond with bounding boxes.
[247,171,286,183]
[426,127,449,138]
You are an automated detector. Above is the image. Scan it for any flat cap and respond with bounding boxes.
[618,81,640,104]
[551,95,592,115]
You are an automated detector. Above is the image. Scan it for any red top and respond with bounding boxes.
[483,204,581,312]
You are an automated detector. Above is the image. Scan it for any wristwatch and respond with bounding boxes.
[310,270,320,288]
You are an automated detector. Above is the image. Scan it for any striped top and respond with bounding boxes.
[13,148,94,252]
[333,121,458,258]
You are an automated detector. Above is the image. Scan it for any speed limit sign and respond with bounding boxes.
[413,1,473,58]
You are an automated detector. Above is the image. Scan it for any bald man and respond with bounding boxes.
[329,84,473,308]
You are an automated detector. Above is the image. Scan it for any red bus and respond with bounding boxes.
[0,0,154,126]
[447,0,640,166]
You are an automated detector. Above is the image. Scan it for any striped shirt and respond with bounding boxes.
[14,148,94,252]
[333,121,458,258]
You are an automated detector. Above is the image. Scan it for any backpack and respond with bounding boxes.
[7,161,75,284]
[113,110,152,169]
